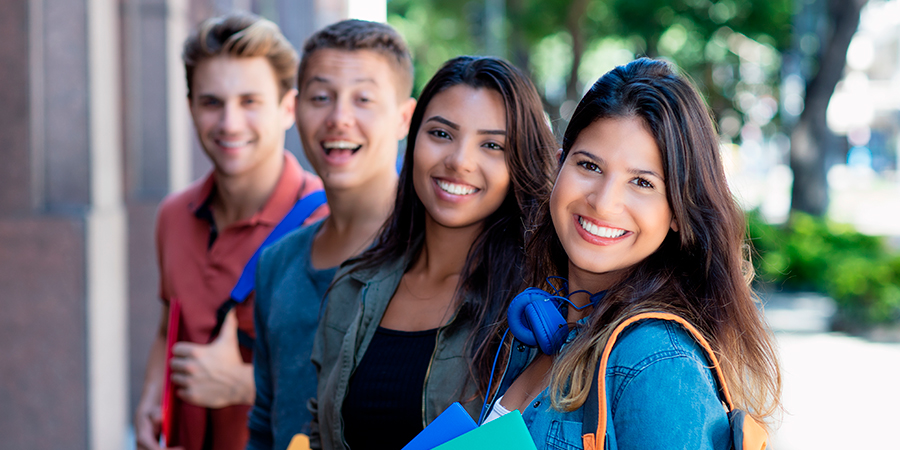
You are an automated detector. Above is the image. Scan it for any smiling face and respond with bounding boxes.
[550,116,677,291]
[412,85,511,231]
[296,49,415,192]
[189,56,295,178]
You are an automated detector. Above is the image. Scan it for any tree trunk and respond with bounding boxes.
[564,0,591,103]
[789,0,868,216]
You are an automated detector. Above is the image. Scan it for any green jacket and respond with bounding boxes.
[309,256,482,450]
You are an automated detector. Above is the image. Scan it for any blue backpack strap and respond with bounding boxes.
[209,190,327,345]
[229,189,327,303]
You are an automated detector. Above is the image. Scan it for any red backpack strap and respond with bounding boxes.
[581,312,738,450]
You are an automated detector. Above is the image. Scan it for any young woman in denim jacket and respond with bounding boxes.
[309,56,556,450]
[484,58,782,449]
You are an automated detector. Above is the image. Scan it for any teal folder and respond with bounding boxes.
[402,402,478,450]
[434,411,537,450]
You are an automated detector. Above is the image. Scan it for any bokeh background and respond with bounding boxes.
[1,0,898,448]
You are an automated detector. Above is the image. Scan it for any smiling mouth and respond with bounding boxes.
[322,140,362,155]
[436,179,478,195]
[216,139,252,148]
[578,216,627,238]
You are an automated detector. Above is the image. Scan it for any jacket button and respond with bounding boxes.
[532,400,541,408]
[517,344,526,352]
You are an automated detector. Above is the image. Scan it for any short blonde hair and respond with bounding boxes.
[183,12,298,99]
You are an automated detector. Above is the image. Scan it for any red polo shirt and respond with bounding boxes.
[155,152,327,450]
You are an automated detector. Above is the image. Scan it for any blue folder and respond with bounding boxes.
[402,402,478,450]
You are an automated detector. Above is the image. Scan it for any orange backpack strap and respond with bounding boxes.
[581,312,761,450]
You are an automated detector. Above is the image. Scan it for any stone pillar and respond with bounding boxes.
[1,0,365,448]
[0,0,127,449]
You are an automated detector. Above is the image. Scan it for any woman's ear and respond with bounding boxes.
[670,216,679,232]
[556,148,564,164]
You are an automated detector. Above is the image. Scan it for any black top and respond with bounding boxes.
[342,326,438,449]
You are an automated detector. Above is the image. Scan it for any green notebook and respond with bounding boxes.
[434,411,537,450]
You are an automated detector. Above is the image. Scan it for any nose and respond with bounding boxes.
[443,138,478,173]
[589,178,626,215]
[219,101,246,133]
[325,98,354,129]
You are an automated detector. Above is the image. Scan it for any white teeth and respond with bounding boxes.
[217,140,250,148]
[579,217,626,238]
[322,140,361,150]
[436,179,477,195]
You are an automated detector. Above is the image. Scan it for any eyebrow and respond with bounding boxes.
[304,75,378,89]
[196,92,263,100]
[571,150,664,180]
[424,115,506,136]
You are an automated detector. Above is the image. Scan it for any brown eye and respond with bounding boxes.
[577,160,601,173]
[428,129,451,140]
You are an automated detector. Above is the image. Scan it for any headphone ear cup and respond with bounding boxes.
[508,288,569,354]
[507,288,546,347]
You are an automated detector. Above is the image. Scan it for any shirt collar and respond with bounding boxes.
[188,152,307,227]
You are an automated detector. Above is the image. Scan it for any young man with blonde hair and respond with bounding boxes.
[134,13,327,450]
[247,19,416,450]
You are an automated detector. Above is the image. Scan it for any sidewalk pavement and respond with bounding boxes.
[765,292,900,449]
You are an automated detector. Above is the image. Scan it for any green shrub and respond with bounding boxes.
[746,210,900,324]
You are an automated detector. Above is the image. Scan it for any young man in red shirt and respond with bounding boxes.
[133,13,327,450]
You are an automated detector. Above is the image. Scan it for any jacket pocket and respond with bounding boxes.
[546,419,584,450]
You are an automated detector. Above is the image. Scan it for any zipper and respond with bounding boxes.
[339,286,368,449]
[420,305,463,427]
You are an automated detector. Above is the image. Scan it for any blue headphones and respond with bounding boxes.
[479,280,606,424]
[507,279,607,354]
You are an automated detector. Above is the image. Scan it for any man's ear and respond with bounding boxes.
[280,88,298,130]
[396,97,417,140]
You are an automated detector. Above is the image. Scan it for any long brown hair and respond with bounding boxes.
[527,58,780,422]
[347,56,557,398]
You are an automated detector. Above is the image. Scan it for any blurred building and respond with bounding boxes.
[0,1,382,449]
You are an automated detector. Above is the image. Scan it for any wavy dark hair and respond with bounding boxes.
[524,58,781,423]
[347,55,557,398]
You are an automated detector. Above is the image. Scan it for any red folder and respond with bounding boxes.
[160,298,182,448]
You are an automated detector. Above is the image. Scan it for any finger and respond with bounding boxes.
[213,309,239,344]
[176,387,199,405]
[171,342,197,357]
[170,372,190,387]
[135,418,162,450]
[168,357,191,374]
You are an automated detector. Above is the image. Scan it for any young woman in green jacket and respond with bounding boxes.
[309,56,556,450]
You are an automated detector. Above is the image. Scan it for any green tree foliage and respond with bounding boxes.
[748,210,900,324]
[388,0,793,136]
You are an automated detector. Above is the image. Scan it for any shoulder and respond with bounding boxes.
[322,256,406,318]
[602,319,731,449]
[155,176,211,250]
[258,219,323,272]
[156,177,208,223]
[604,318,722,413]
[607,318,712,372]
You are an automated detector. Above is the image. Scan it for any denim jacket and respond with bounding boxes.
[309,256,485,450]
[493,319,732,450]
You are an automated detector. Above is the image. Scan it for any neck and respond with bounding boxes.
[322,169,399,235]
[411,215,482,281]
[211,150,284,228]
